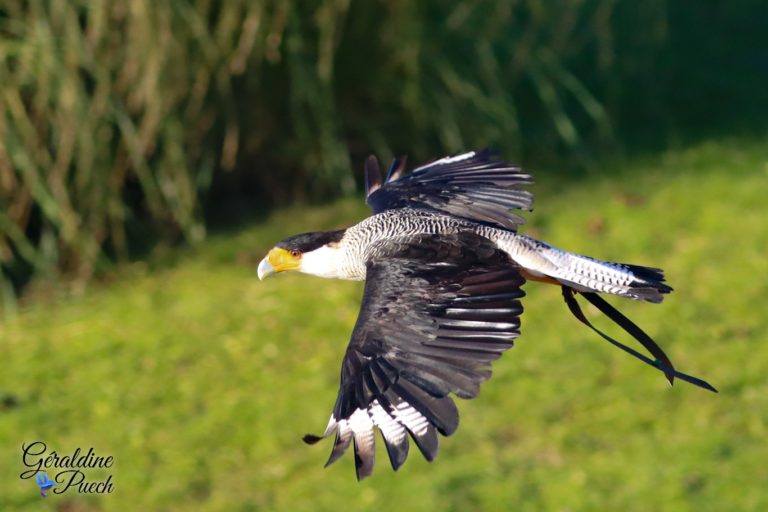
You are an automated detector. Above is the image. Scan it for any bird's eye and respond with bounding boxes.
[290,249,301,258]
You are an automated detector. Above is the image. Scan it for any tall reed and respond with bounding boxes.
[2,0,678,301]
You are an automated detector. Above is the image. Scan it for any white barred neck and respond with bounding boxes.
[298,238,364,280]
[297,209,479,281]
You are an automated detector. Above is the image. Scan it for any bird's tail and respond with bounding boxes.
[512,236,673,303]
[502,236,715,392]
[549,254,673,303]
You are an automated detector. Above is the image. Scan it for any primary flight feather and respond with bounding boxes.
[258,149,716,480]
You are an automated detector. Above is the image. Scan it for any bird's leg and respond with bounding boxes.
[561,286,717,393]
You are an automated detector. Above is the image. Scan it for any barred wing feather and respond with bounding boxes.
[303,233,526,479]
[365,150,533,230]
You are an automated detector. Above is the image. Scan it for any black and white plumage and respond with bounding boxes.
[365,149,533,228]
[258,150,716,480]
[303,233,524,478]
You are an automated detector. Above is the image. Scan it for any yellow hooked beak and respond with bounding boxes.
[258,247,301,280]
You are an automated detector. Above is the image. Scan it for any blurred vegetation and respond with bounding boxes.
[0,0,262,297]
[1,0,767,297]
[1,140,766,510]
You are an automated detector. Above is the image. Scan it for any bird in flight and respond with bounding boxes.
[258,150,716,480]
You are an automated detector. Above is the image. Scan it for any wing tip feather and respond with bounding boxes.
[365,155,382,197]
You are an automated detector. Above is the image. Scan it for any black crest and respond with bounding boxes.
[276,229,346,253]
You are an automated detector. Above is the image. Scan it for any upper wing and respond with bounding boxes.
[365,149,534,230]
[303,233,526,479]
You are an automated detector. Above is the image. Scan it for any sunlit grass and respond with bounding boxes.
[1,139,767,510]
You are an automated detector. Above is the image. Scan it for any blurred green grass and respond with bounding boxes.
[1,139,767,511]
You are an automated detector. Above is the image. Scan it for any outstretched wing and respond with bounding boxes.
[303,233,525,479]
[365,149,534,230]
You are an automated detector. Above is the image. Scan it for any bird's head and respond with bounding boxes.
[258,229,347,280]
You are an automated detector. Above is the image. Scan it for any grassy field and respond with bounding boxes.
[1,139,767,511]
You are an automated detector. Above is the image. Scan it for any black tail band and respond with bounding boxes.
[561,287,717,393]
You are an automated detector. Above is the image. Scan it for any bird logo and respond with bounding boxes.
[35,472,56,497]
